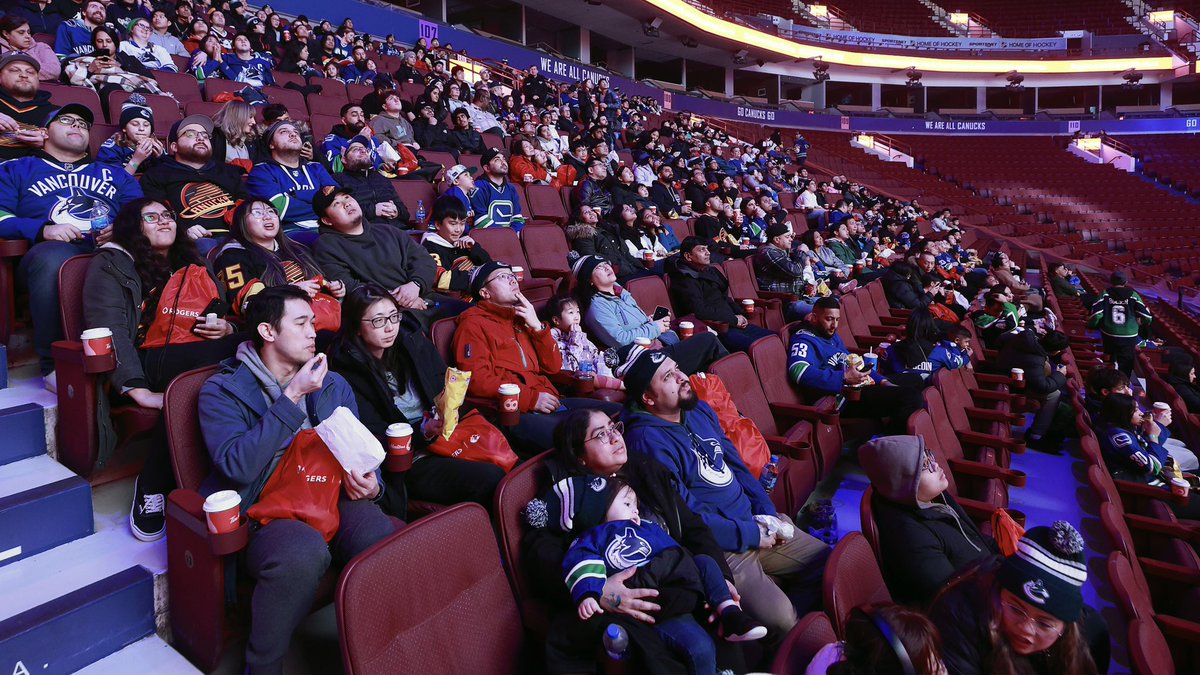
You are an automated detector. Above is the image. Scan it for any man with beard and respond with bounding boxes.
[321,103,382,173]
[649,164,691,219]
[340,45,377,85]
[55,0,106,60]
[334,135,409,229]
[220,33,275,87]
[787,296,922,432]
[141,114,248,254]
[620,347,830,638]
[247,119,338,245]
[0,53,54,161]
[106,0,150,29]
[0,104,142,381]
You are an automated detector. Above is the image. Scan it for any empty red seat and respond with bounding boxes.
[152,70,203,105]
[822,532,892,637]
[389,180,437,228]
[40,83,102,123]
[307,93,348,118]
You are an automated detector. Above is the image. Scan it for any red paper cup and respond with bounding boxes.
[385,423,414,471]
[203,490,242,535]
[80,327,114,356]
[575,373,595,394]
[741,299,755,315]
[641,249,654,266]
[679,321,694,339]
[498,383,521,425]
[512,266,525,282]
[1171,477,1190,498]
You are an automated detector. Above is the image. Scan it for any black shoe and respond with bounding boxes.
[1024,431,1063,455]
[719,606,768,642]
[130,476,166,542]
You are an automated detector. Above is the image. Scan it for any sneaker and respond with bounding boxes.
[130,477,166,542]
[1023,430,1063,455]
[718,606,768,642]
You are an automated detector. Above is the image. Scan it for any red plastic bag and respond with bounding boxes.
[689,373,772,478]
[247,429,344,541]
[141,265,221,350]
[427,409,518,472]
[311,292,342,333]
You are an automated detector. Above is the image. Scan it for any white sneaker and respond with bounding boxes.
[43,370,57,394]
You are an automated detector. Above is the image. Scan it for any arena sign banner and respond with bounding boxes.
[779,24,1067,52]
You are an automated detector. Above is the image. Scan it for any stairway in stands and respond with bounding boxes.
[0,345,197,674]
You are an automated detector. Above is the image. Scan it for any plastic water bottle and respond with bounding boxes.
[90,201,111,236]
[602,623,629,661]
[760,454,779,494]
[579,361,595,375]
[415,199,426,225]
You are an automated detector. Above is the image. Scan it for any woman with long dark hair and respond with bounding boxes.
[214,200,344,308]
[65,26,164,107]
[929,521,1107,675]
[327,284,505,517]
[808,604,947,675]
[83,198,239,541]
[1096,393,1200,518]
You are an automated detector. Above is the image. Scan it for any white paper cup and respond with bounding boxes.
[512,266,525,282]
[742,299,755,314]
[203,490,242,534]
[1010,367,1024,382]
[498,383,521,425]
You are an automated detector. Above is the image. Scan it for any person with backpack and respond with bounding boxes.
[1087,271,1151,376]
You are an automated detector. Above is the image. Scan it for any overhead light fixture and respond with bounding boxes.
[809,4,828,18]
[949,12,969,24]
[643,17,662,37]
[1122,69,1144,88]
[905,67,923,87]
[732,49,749,64]
[680,36,699,48]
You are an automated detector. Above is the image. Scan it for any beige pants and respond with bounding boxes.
[724,514,829,635]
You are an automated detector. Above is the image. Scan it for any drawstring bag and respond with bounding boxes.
[427,409,518,471]
[688,373,772,478]
[141,265,223,350]
[247,428,344,541]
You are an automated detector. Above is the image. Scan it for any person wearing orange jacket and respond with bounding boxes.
[453,261,621,456]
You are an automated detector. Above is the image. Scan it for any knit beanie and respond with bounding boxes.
[997,521,1088,622]
[570,254,606,295]
[119,94,154,131]
[524,475,621,534]
[766,221,792,240]
[611,344,668,404]
[468,261,512,297]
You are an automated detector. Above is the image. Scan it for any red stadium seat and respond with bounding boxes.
[347,83,373,103]
[524,184,570,225]
[152,70,203,106]
[263,86,308,120]
[466,228,557,301]
[308,77,347,100]
[107,91,182,127]
[492,450,555,635]
[40,83,102,124]
[520,223,572,282]
[772,612,838,675]
[389,180,437,228]
[822,532,892,637]
[307,93,349,118]
[201,78,246,102]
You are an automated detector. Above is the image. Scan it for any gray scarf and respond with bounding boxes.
[235,341,314,430]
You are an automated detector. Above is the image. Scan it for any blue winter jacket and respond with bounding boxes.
[584,288,679,349]
[624,402,775,552]
[1097,423,1170,487]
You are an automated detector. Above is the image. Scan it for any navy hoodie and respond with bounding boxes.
[623,401,774,552]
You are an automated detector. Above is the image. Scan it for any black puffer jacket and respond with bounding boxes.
[668,260,743,325]
[996,329,1066,398]
[566,219,642,280]
[881,265,932,310]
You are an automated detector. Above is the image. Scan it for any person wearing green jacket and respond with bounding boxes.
[1088,271,1151,376]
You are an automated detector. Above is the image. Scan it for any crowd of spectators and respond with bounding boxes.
[2,3,1195,675]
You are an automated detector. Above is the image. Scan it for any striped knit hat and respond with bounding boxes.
[525,475,621,535]
[998,520,1088,622]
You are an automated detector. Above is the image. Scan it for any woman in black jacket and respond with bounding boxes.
[565,205,648,284]
[997,330,1069,451]
[523,408,744,675]
[84,198,240,541]
[1166,358,1200,414]
[859,435,997,607]
[327,284,505,517]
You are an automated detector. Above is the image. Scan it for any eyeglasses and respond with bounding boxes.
[488,272,517,285]
[362,312,401,329]
[178,130,211,140]
[141,210,177,224]
[249,207,276,218]
[922,449,940,474]
[1001,600,1063,635]
[53,115,90,130]
[585,421,624,444]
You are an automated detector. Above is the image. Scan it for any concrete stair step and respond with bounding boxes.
[75,634,201,674]
[0,455,93,566]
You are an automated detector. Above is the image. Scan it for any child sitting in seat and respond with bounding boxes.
[546,294,623,390]
[528,476,766,675]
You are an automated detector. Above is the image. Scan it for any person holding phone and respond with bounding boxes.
[84,198,240,542]
[64,26,165,108]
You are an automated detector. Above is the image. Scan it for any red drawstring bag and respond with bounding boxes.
[141,265,222,350]
[427,410,518,472]
[311,292,341,332]
[689,373,772,478]
[392,143,420,177]
[246,429,344,541]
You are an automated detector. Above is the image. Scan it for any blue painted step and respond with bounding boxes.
[0,566,155,675]
[0,456,93,567]
[0,403,46,467]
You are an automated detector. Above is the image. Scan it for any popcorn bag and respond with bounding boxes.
[314,406,386,475]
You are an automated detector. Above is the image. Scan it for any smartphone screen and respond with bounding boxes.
[652,306,670,321]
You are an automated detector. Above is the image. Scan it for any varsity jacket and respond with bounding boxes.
[0,153,143,240]
[219,53,275,87]
[469,178,526,231]
[246,160,338,233]
[623,402,775,552]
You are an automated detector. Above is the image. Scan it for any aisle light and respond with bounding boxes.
[949,13,969,24]
[809,5,828,18]
[1148,10,1175,24]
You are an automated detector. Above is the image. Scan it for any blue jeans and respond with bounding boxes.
[693,553,732,607]
[654,614,717,675]
[717,323,773,353]
[18,239,94,373]
[786,300,815,322]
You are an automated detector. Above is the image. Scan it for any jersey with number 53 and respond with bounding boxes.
[787,328,853,394]
[1088,286,1150,339]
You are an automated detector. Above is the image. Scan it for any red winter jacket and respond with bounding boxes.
[453,301,563,412]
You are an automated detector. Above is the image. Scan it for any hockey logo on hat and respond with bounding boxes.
[1023,579,1050,605]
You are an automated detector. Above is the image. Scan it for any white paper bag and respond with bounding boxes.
[314,406,385,474]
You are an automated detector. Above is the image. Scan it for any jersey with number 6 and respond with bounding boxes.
[1088,287,1149,339]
